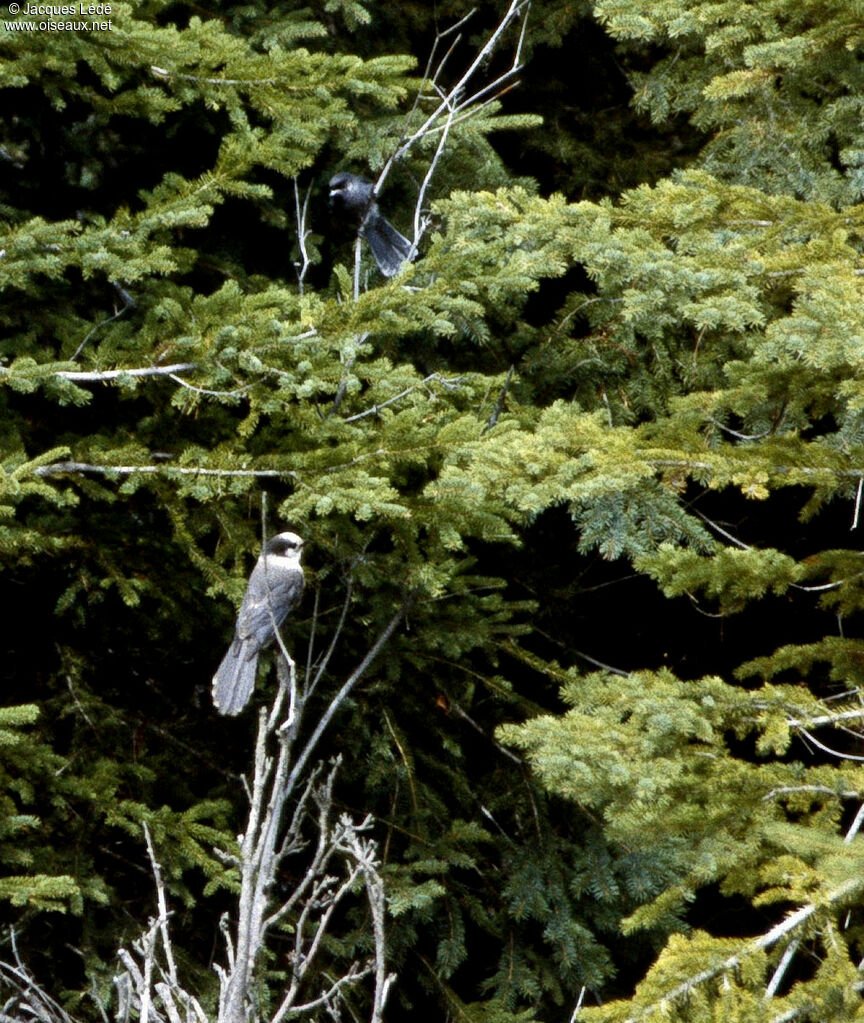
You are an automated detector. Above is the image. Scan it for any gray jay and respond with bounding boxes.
[329,172,412,277]
[212,532,305,716]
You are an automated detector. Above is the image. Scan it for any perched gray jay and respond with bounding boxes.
[329,172,412,277]
[212,532,305,716]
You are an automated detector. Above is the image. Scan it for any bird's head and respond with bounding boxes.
[266,532,304,561]
[329,171,351,195]
[329,172,374,213]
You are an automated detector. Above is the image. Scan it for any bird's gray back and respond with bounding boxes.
[236,556,304,650]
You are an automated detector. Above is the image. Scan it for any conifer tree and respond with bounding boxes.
[1,0,615,1018]
[7,0,864,1021]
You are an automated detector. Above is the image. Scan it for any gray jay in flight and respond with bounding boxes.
[212,532,305,716]
[329,172,412,277]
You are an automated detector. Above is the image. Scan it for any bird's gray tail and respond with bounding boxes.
[212,640,258,716]
[363,214,412,277]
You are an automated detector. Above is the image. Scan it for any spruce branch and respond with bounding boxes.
[649,458,864,481]
[611,878,862,1023]
[759,795,864,1006]
[763,785,864,802]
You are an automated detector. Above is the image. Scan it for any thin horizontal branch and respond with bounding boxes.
[450,700,522,763]
[788,579,848,592]
[572,647,630,677]
[151,65,278,87]
[343,374,464,423]
[765,267,864,278]
[169,373,251,398]
[710,419,773,442]
[763,785,863,801]
[649,457,864,480]
[795,725,864,762]
[0,362,197,383]
[34,461,296,480]
[692,509,751,549]
[788,707,864,730]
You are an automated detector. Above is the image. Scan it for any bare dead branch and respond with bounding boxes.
[272,962,371,1021]
[411,93,456,248]
[141,823,178,987]
[0,939,79,1023]
[309,576,354,696]
[294,177,313,294]
[375,0,529,196]
[330,331,370,417]
[484,364,514,433]
[72,284,136,360]
[287,597,411,796]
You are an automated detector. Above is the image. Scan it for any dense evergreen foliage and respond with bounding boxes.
[4,0,864,1020]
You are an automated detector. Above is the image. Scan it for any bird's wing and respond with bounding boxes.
[235,561,304,649]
